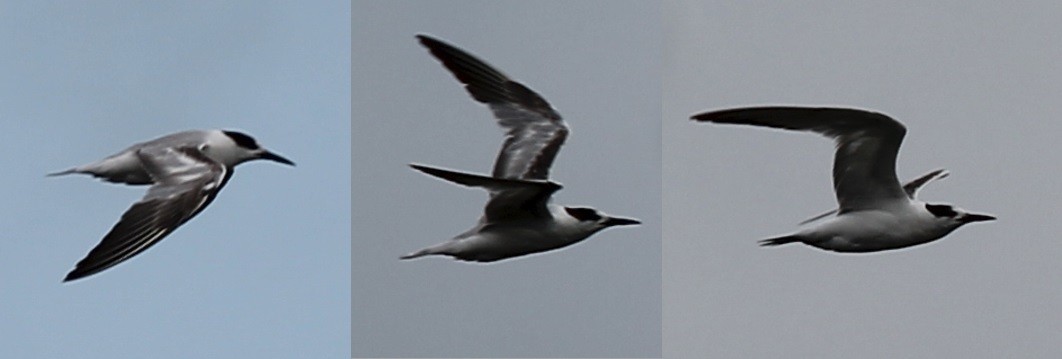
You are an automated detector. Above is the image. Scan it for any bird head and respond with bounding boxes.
[924,203,996,227]
[563,206,641,232]
[214,130,296,167]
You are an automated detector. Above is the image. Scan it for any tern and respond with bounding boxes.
[691,106,995,252]
[51,130,294,282]
[401,34,640,262]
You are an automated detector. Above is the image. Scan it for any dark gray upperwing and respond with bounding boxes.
[417,34,568,181]
[64,146,230,282]
[409,164,561,222]
[693,106,908,212]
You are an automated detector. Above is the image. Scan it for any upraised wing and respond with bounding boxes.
[692,107,908,213]
[64,146,230,282]
[902,168,948,199]
[417,34,569,181]
[798,169,950,225]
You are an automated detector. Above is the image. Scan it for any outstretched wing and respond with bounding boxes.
[417,34,569,181]
[692,107,908,212]
[64,146,230,282]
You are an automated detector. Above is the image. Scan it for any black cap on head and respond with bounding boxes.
[925,203,958,218]
[565,207,602,222]
[222,130,260,150]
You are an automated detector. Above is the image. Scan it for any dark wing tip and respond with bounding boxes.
[690,106,801,123]
[408,163,434,175]
[62,185,203,283]
[416,35,474,65]
[63,254,110,283]
[415,33,513,103]
[62,270,87,283]
[63,252,127,282]
[690,106,906,135]
[689,107,772,124]
[416,33,563,125]
[415,34,441,49]
[409,162,447,173]
[689,112,712,122]
[415,33,443,47]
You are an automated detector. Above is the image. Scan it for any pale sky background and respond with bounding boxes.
[665,1,1062,358]
[0,1,349,358]
[353,1,661,357]
[15,1,1061,357]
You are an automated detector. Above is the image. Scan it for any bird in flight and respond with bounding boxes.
[51,129,294,282]
[402,34,640,262]
[692,106,994,252]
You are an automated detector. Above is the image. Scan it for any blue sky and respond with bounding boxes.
[0,1,349,357]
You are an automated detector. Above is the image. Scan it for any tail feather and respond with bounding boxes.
[400,249,431,260]
[758,235,801,247]
[401,240,466,260]
[401,243,449,260]
[46,168,79,177]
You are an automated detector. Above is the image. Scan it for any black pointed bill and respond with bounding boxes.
[260,150,295,166]
[603,216,641,227]
[961,213,996,223]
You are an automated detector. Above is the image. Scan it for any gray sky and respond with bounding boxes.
[353,1,661,357]
[0,1,349,357]
[665,1,1062,358]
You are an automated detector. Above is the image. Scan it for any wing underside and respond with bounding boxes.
[64,146,229,282]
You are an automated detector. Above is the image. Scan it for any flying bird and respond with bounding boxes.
[691,106,994,252]
[402,34,640,262]
[51,130,294,282]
